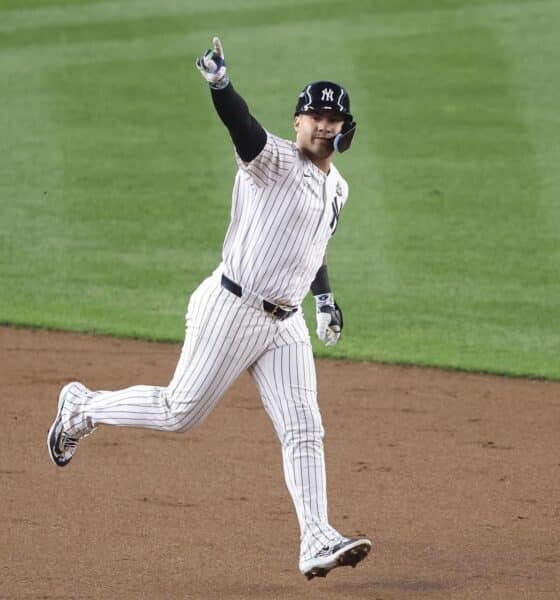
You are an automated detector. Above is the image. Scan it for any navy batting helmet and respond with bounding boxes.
[294,81,353,121]
[294,81,356,153]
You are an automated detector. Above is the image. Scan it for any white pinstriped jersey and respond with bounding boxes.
[218,131,349,306]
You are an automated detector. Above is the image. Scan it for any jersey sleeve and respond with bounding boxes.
[235,132,296,187]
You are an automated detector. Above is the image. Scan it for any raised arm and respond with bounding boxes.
[196,36,267,162]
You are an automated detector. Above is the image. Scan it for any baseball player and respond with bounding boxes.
[47,36,371,579]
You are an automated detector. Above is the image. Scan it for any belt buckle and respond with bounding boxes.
[272,303,296,321]
[264,299,296,320]
[271,304,284,319]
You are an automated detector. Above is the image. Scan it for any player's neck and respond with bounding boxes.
[300,149,332,174]
[312,156,332,174]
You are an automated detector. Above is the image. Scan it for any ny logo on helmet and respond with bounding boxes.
[321,88,334,102]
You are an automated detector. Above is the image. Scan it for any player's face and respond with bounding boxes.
[294,112,345,161]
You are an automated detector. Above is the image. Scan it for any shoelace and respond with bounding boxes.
[58,432,79,453]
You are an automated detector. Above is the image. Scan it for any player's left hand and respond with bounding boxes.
[315,293,343,346]
[195,36,229,89]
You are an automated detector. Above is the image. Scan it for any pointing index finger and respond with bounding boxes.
[212,36,223,58]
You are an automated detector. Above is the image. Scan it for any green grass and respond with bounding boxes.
[1,0,559,378]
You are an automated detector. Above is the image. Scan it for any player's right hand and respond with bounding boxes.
[196,36,229,89]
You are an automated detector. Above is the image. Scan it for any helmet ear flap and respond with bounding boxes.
[334,120,356,153]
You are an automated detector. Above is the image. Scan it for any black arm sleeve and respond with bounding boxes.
[210,82,267,163]
[310,263,332,296]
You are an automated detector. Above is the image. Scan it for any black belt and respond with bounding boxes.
[221,274,297,321]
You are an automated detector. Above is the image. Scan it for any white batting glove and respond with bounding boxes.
[315,293,343,347]
[195,36,229,90]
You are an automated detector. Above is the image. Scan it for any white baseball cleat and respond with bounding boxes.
[47,382,90,467]
[300,536,372,580]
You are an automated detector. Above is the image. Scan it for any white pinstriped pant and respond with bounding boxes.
[62,274,342,561]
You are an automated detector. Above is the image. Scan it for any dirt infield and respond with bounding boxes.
[1,325,559,599]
